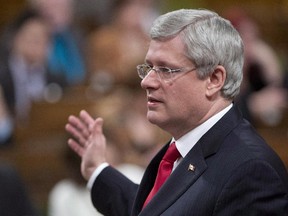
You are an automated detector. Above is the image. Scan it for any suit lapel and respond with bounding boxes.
[132,144,169,215]
[133,105,243,216]
[139,143,207,215]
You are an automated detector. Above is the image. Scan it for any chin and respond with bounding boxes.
[147,111,165,127]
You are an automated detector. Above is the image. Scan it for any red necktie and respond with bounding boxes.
[143,142,180,208]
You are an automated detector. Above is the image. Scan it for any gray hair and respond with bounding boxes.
[150,9,244,99]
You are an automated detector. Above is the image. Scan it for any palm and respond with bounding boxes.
[66,110,107,180]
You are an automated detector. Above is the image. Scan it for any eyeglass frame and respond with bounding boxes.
[136,63,197,82]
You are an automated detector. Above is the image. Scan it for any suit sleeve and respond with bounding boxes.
[213,159,288,215]
[91,166,139,216]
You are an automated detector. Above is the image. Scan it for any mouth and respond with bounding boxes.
[147,95,162,106]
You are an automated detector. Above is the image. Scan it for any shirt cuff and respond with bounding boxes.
[87,162,109,190]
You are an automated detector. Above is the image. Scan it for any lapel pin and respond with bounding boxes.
[188,164,195,172]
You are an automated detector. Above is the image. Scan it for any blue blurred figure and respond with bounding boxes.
[30,0,86,87]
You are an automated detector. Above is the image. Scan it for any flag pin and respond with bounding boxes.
[188,164,195,172]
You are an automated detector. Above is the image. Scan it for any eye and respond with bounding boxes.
[158,67,171,73]
[143,64,152,70]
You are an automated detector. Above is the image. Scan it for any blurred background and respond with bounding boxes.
[0,0,287,215]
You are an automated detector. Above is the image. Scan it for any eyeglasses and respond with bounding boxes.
[136,64,197,82]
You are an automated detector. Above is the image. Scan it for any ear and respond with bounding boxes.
[205,65,226,98]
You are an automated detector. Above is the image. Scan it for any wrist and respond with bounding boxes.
[86,162,109,190]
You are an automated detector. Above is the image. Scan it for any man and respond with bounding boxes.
[65,9,288,215]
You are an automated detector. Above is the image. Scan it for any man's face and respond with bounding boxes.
[141,36,210,139]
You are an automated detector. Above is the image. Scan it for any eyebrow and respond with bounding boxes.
[145,59,176,68]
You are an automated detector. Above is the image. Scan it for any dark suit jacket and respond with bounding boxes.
[91,105,288,215]
[0,163,37,216]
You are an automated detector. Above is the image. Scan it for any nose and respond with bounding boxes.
[140,69,160,90]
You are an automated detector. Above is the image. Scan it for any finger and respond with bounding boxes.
[90,118,104,137]
[88,118,105,143]
[68,115,90,139]
[67,138,85,157]
[65,123,87,146]
[79,110,96,132]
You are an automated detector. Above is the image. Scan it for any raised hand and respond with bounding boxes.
[65,110,107,180]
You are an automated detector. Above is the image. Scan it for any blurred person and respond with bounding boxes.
[48,147,102,216]
[0,162,38,216]
[0,86,13,146]
[86,0,158,93]
[50,87,147,216]
[0,9,59,126]
[49,132,144,216]
[66,9,288,215]
[225,7,287,126]
[29,0,86,87]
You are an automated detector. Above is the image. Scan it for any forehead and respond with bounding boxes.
[145,36,187,65]
[17,19,48,37]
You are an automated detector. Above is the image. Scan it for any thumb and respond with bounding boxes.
[89,117,104,134]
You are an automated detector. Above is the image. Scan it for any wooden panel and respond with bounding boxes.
[0,0,27,28]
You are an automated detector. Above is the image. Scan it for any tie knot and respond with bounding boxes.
[163,142,180,163]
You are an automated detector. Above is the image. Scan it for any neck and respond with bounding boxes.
[171,99,232,140]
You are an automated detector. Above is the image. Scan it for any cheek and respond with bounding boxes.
[166,87,191,114]
[170,84,205,114]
